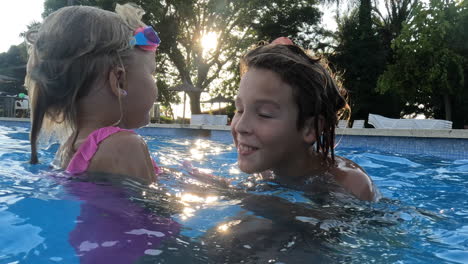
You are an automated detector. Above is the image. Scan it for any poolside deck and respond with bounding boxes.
[1,117,467,159]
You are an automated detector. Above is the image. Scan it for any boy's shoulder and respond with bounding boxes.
[88,131,155,182]
[329,156,376,201]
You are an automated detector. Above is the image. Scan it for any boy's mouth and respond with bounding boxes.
[238,143,259,155]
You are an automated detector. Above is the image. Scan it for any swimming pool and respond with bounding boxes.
[0,120,467,264]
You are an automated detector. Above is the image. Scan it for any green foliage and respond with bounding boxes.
[41,0,468,126]
[327,0,421,122]
[148,0,323,113]
[0,43,28,95]
[377,0,467,127]
[158,115,175,124]
[250,0,321,46]
[329,0,403,120]
[43,0,323,114]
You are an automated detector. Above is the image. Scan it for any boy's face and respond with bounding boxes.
[231,68,308,174]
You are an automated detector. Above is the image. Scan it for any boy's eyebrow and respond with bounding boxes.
[235,98,281,109]
[254,99,281,109]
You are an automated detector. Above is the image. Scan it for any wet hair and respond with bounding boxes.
[25,4,146,164]
[240,44,348,161]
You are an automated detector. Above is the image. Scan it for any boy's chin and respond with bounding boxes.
[238,162,263,174]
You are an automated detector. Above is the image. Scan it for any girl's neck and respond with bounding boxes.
[75,87,123,132]
[77,115,122,131]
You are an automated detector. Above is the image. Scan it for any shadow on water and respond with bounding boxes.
[59,170,447,264]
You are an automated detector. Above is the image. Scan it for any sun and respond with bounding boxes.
[201,31,218,56]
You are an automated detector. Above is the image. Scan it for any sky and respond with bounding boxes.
[0,0,44,53]
[0,1,430,119]
[0,1,339,118]
[0,1,340,54]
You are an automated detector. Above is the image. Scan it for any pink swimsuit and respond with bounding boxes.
[66,126,161,175]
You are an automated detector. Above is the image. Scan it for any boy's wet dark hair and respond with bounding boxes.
[240,43,348,161]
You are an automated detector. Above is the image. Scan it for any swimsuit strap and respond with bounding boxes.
[66,126,135,174]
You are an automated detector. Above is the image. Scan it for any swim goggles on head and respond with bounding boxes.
[131,26,161,51]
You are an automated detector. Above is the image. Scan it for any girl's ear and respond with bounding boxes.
[108,67,127,97]
[302,116,324,144]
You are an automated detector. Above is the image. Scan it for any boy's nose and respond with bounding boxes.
[233,113,253,134]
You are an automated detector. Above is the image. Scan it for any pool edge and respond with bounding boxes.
[2,118,467,159]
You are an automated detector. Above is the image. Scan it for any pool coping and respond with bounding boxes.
[2,117,467,139]
[2,117,467,159]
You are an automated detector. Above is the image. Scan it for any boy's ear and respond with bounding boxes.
[302,116,324,144]
[108,67,126,97]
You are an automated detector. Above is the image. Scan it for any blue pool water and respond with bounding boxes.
[0,121,467,264]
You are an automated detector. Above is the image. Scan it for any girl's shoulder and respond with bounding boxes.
[87,130,155,183]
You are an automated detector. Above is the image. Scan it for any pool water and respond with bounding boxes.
[0,122,467,264]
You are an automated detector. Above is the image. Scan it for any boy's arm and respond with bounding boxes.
[179,161,231,189]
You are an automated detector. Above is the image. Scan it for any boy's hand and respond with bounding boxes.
[181,160,231,188]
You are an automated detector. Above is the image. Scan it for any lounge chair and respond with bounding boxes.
[14,99,29,117]
[368,113,452,129]
[191,114,209,125]
[337,120,348,128]
[352,120,365,128]
[191,114,227,125]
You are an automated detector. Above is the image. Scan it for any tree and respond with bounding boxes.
[44,0,323,114]
[377,0,467,127]
[374,0,418,39]
[451,0,468,127]
[329,0,393,121]
[326,0,418,122]
[144,0,324,114]
[0,43,28,95]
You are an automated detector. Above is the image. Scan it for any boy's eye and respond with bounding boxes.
[258,113,272,118]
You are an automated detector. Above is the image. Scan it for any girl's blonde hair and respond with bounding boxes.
[25,4,146,164]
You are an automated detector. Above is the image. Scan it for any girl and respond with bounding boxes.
[26,4,161,183]
[25,5,181,263]
[230,38,379,201]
